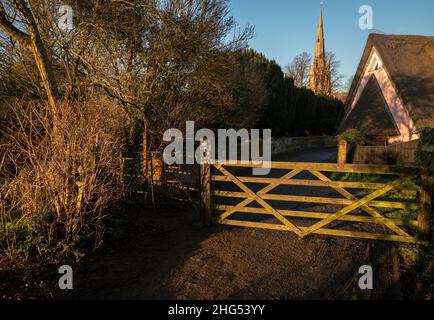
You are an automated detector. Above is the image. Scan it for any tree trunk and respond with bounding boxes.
[0,1,60,114]
[18,0,60,113]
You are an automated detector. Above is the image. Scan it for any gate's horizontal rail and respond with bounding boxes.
[215,161,425,176]
[204,160,431,244]
[216,205,418,227]
[217,219,417,244]
[214,190,419,210]
[213,175,388,190]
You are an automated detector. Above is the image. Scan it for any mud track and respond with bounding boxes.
[56,148,404,300]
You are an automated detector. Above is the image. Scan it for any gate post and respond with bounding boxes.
[142,120,148,179]
[418,172,433,243]
[200,141,212,227]
[200,163,212,226]
[338,140,348,166]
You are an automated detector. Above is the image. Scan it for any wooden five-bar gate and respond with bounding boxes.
[200,161,432,244]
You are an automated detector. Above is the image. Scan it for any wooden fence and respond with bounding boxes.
[122,151,200,206]
[352,140,419,166]
[200,160,432,244]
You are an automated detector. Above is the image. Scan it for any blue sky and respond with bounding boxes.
[229,0,434,84]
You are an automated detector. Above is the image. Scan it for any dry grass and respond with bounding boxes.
[0,99,129,262]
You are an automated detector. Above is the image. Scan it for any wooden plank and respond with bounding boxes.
[200,162,212,227]
[217,169,302,221]
[215,205,418,228]
[119,155,125,197]
[142,122,148,178]
[338,140,348,165]
[218,219,417,243]
[166,181,199,192]
[418,174,433,243]
[217,219,292,232]
[212,175,386,190]
[305,227,417,243]
[215,161,425,176]
[214,164,303,237]
[212,161,424,243]
[301,179,405,237]
[213,190,419,210]
[310,170,411,238]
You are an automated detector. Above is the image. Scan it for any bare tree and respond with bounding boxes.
[326,51,345,93]
[0,0,256,261]
[0,0,60,112]
[285,52,311,87]
[1,0,254,153]
[286,51,345,94]
[345,74,354,92]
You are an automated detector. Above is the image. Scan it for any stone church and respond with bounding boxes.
[307,5,331,96]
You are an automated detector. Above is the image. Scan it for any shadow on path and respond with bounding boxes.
[58,147,402,300]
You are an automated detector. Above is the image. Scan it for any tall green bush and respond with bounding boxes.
[238,50,344,138]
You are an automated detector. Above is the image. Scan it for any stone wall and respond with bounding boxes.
[271,136,337,156]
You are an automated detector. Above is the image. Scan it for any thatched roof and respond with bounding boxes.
[340,75,399,136]
[343,34,434,129]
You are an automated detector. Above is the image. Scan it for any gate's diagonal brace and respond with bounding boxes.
[214,164,304,237]
[218,169,302,221]
[301,178,406,238]
[310,170,411,238]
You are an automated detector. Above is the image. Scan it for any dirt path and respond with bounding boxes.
[52,147,405,300]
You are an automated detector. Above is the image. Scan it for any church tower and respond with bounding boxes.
[307,4,331,95]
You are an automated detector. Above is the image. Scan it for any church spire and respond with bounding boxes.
[316,4,325,60]
[308,3,331,95]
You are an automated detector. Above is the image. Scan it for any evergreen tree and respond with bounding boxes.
[231,49,344,137]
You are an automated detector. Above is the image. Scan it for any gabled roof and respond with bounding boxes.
[340,75,399,136]
[344,34,434,129]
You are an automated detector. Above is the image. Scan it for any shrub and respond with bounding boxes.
[415,127,434,171]
[0,99,128,262]
[337,129,365,145]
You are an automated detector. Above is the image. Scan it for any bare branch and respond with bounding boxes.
[0,10,30,43]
